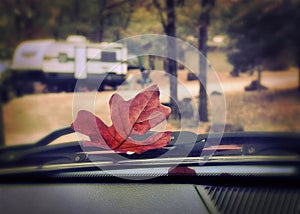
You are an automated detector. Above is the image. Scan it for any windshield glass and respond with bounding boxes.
[0,0,299,158]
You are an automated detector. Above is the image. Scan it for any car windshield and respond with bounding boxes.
[0,0,299,166]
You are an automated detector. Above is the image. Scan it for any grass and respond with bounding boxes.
[3,87,300,146]
[167,89,300,134]
[3,93,74,145]
[2,50,299,145]
[225,89,300,132]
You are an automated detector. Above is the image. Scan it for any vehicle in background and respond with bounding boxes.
[11,35,128,92]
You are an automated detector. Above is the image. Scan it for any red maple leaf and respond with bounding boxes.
[71,85,172,154]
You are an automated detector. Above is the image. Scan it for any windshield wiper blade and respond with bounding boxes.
[29,129,300,157]
[127,132,300,158]
[0,129,202,166]
[1,130,300,168]
[34,127,75,147]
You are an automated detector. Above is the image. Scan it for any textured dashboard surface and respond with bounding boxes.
[1,182,300,214]
[197,185,300,214]
[0,184,208,214]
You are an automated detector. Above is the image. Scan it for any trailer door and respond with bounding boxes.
[75,46,87,79]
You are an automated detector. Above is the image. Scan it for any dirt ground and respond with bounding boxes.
[2,62,299,146]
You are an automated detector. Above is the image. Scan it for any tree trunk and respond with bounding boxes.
[198,0,214,122]
[96,0,107,42]
[198,24,208,122]
[297,51,300,91]
[298,61,300,91]
[0,97,4,146]
[165,0,178,118]
[97,16,105,42]
[257,66,262,90]
[14,0,23,42]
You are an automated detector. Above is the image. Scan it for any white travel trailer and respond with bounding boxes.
[11,35,128,92]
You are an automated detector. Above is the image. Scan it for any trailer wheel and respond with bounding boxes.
[43,84,58,93]
[97,84,105,92]
[65,83,76,92]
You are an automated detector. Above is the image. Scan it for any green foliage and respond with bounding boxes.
[176,0,202,41]
[0,69,36,103]
[224,0,300,73]
[127,5,162,35]
[0,69,15,103]
[0,0,138,47]
[0,0,227,51]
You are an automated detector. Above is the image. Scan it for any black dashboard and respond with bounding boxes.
[1,167,300,214]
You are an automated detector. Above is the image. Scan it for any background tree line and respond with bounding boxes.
[0,0,299,114]
[1,0,299,71]
[0,0,299,145]
[223,0,300,90]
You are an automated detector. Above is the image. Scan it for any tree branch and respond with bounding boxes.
[122,0,136,29]
[105,0,129,10]
[153,0,167,32]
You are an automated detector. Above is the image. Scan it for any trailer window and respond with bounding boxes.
[101,51,117,62]
[58,53,68,63]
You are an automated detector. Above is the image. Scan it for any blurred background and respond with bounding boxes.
[0,0,299,146]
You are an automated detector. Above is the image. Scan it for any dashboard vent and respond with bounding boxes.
[199,186,300,214]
